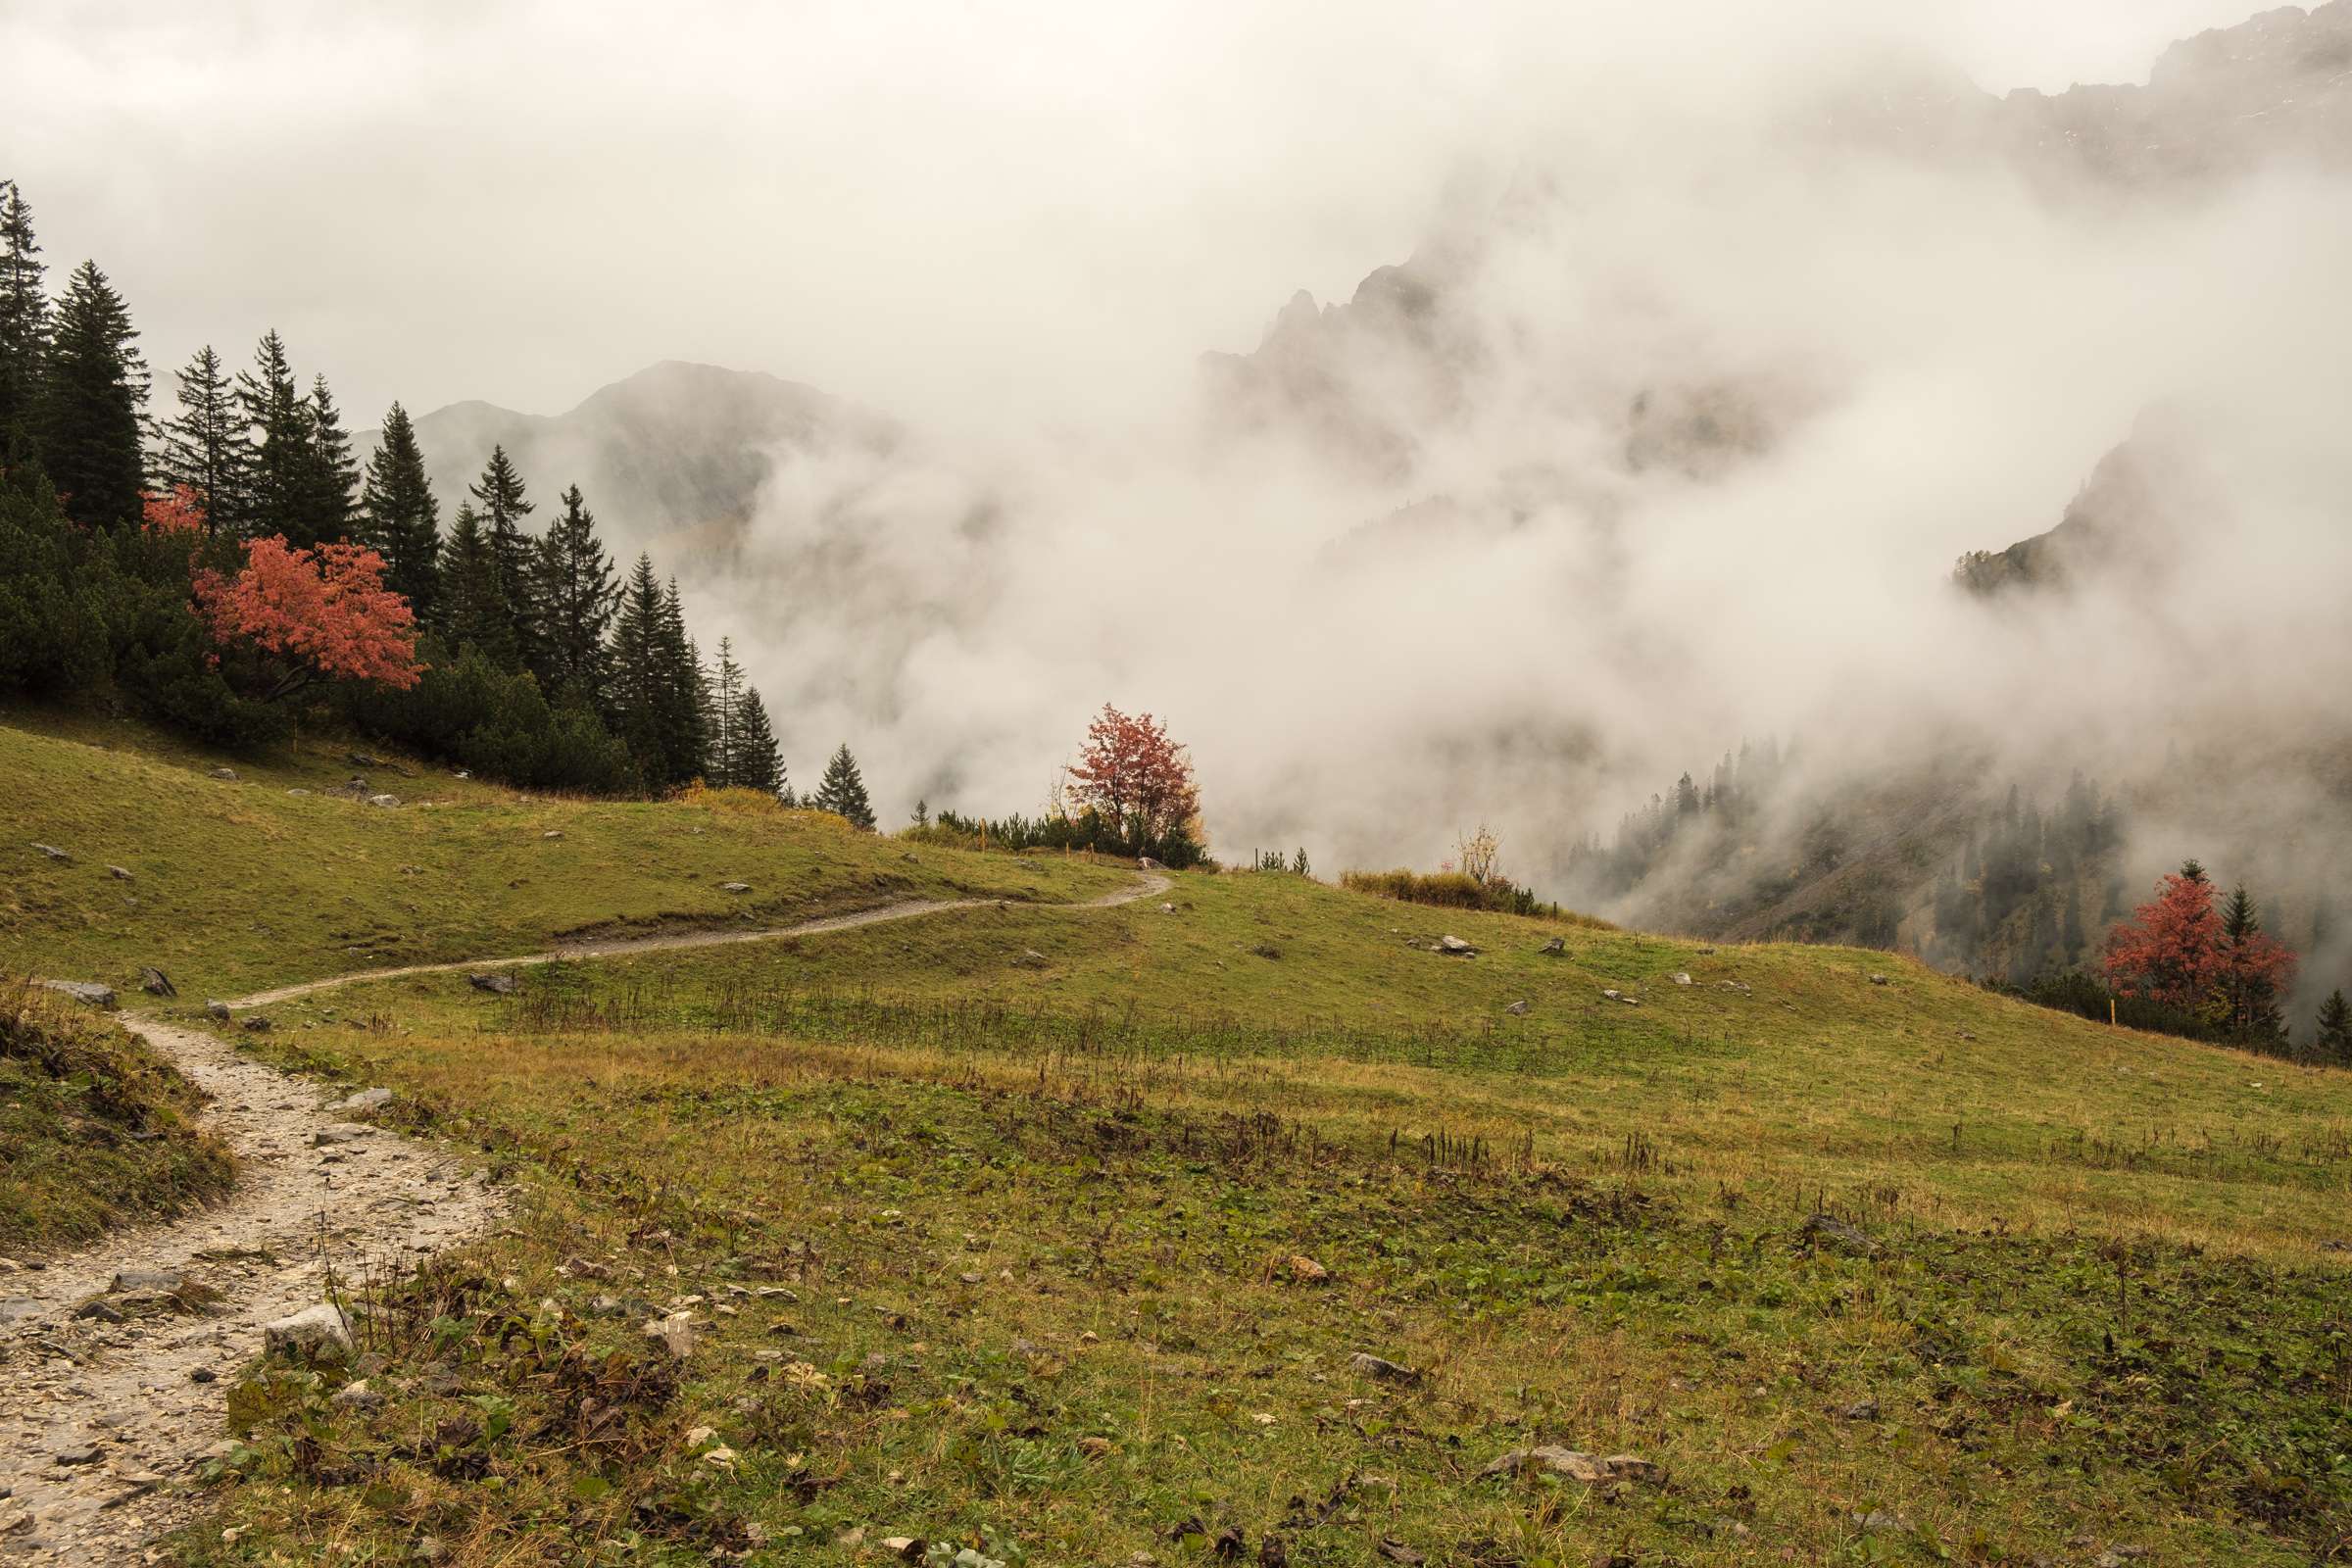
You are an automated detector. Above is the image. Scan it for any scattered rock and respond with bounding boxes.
[1840,1397,1880,1422]
[1853,1511,1906,1535]
[73,1298,127,1324]
[1670,971,1692,986]
[108,864,133,881]
[1375,1541,1422,1567]
[329,1087,395,1114]
[1013,949,1051,969]
[53,1443,102,1467]
[330,1379,383,1411]
[139,965,176,998]
[210,766,238,781]
[263,1302,353,1362]
[1799,1212,1880,1257]
[286,787,311,797]
[38,979,117,1008]
[240,1015,273,1032]
[1538,937,1564,956]
[1481,1446,1660,1485]
[1160,902,1176,913]
[643,1311,699,1358]
[1348,1352,1423,1384]
[1437,935,1477,956]
[110,1270,184,1294]
[1599,989,1641,1006]
[345,752,381,768]
[1504,1000,1530,1016]
[467,972,518,996]
[367,793,400,808]
[1139,857,1163,871]
[541,829,564,840]
[1867,973,1891,986]
[312,1123,375,1148]
[29,842,71,862]
[1283,1254,1328,1284]
[720,881,751,894]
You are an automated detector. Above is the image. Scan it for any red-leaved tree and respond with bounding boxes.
[193,536,421,701]
[1065,704,1199,852]
[2102,860,2225,1010]
[141,485,207,538]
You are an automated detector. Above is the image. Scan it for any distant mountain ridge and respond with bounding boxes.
[362,360,896,560]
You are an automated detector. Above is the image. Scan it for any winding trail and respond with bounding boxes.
[0,871,1170,1562]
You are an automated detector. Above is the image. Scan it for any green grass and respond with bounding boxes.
[3,710,2348,1564]
[0,707,1131,1001]
[0,984,236,1258]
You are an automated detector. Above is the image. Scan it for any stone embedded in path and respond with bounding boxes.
[329,1087,394,1114]
[263,1303,353,1362]
[37,979,116,1008]
[109,1270,185,1294]
[467,972,517,996]
[313,1123,376,1148]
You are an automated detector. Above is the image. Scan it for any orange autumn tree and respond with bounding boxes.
[1064,703,1200,857]
[193,536,421,702]
[140,484,208,539]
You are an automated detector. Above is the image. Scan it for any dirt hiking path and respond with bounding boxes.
[1,872,1169,1562]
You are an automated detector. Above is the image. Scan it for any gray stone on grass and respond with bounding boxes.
[467,972,517,996]
[1538,937,1564,956]
[210,767,238,781]
[1799,1212,1879,1257]
[1437,935,1477,956]
[263,1302,353,1362]
[720,881,751,894]
[29,843,71,863]
[38,979,116,1008]
[206,1000,231,1021]
[108,864,134,881]
[1504,1000,1530,1016]
[140,965,176,998]
[329,1087,394,1114]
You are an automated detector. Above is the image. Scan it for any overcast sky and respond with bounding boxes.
[4,0,2268,432]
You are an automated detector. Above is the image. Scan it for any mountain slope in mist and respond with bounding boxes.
[363,360,896,561]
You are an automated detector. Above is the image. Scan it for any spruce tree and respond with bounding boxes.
[2216,883,2287,1040]
[656,579,710,784]
[302,372,360,541]
[360,402,441,615]
[41,260,148,529]
[812,743,876,830]
[467,445,537,669]
[237,330,312,541]
[529,483,618,708]
[435,502,512,662]
[732,687,784,795]
[2318,989,2352,1066]
[610,554,675,785]
[709,637,745,785]
[157,346,244,530]
[0,180,48,457]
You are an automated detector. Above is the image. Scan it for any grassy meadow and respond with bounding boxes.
[1,711,2347,1565]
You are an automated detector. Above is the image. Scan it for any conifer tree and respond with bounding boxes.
[41,260,148,529]
[302,372,360,541]
[709,636,745,785]
[2317,989,2351,1066]
[812,743,876,830]
[2214,883,2294,1041]
[158,346,243,530]
[657,579,710,783]
[466,445,537,668]
[732,686,784,795]
[238,330,313,541]
[0,180,48,456]
[435,502,512,662]
[611,554,700,788]
[360,402,441,615]
[530,483,618,708]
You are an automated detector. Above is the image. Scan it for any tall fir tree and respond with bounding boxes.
[611,554,694,787]
[0,179,47,457]
[657,578,710,785]
[530,483,618,707]
[237,330,313,541]
[360,402,441,616]
[709,636,745,785]
[301,372,360,542]
[157,345,244,530]
[435,502,512,662]
[467,445,537,669]
[812,743,876,830]
[732,686,784,795]
[2317,988,2352,1066]
[41,260,148,529]
[2215,883,2290,1041]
